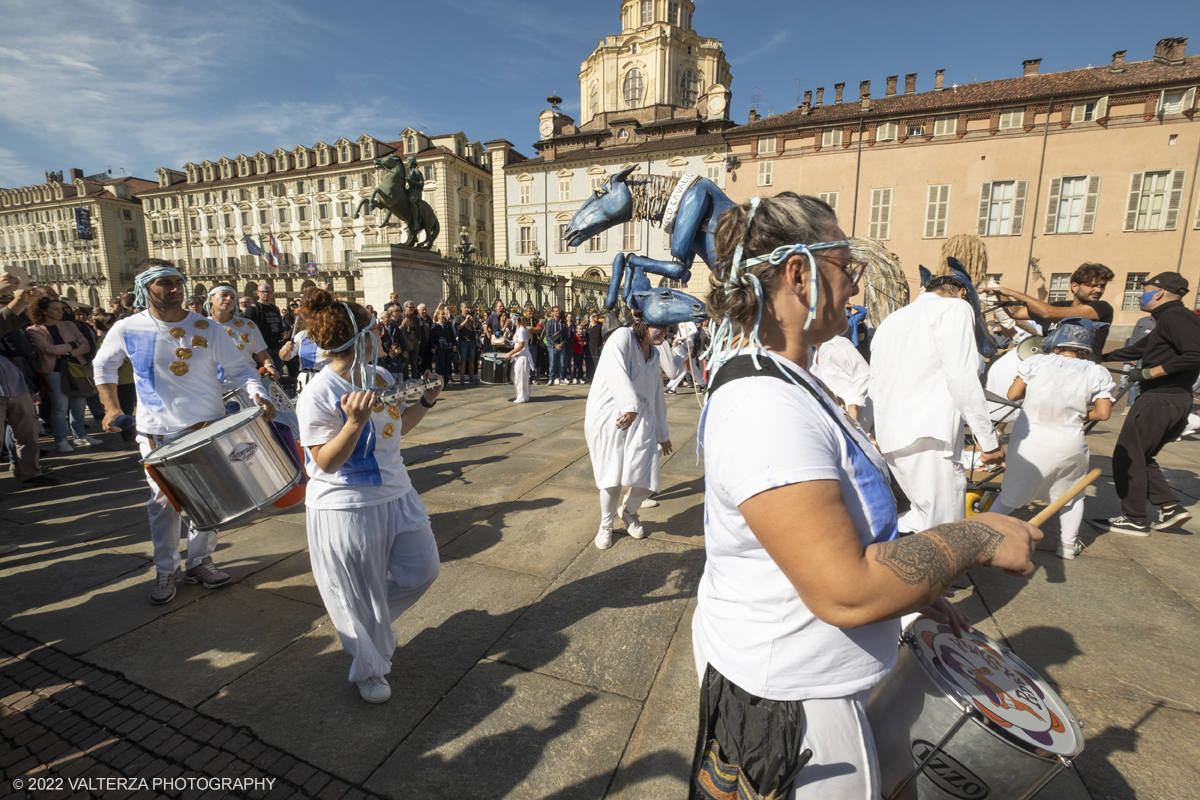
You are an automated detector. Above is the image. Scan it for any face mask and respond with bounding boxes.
[1139,289,1161,309]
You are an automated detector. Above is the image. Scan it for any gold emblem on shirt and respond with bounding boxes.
[169,361,189,376]
[194,320,209,330]
[388,405,401,420]
[240,333,250,343]
[248,322,256,329]
[175,348,192,360]
[237,344,245,351]
[382,423,395,439]
[372,401,384,413]
[233,320,244,327]
[374,374,387,387]
[168,327,186,338]
[191,336,208,348]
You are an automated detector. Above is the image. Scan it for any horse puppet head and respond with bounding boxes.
[564,166,638,247]
[634,287,707,328]
[945,257,998,359]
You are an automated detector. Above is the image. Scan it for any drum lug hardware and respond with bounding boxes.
[900,632,917,646]
[1060,757,1073,769]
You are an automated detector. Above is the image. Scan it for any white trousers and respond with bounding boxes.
[307,489,440,683]
[512,357,531,403]
[599,486,652,528]
[790,689,881,800]
[667,355,695,390]
[140,433,218,576]
[884,437,966,533]
[992,495,1085,546]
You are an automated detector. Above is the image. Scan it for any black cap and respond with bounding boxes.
[1146,272,1189,296]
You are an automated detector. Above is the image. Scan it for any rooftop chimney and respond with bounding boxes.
[886,75,898,97]
[69,168,83,182]
[934,69,945,91]
[1155,37,1187,65]
[860,80,871,100]
[803,90,812,106]
[1023,58,1042,77]
[1111,50,1127,72]
[834,83,845,104]
[904,73,917,94]
[748,109,759,123]
[815,87,824,107]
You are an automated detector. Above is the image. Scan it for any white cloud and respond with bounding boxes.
[731,30,790,64]
[0,0,448,185]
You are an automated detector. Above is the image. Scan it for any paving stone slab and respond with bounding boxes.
[1107,530,1200,613]
[6,563,207,654]
[427,454,570,505]
[972,552,1200,713]
[487,536,705,701]
[1059,685,1200,800]
[84,585,325,707]
[422,494,511,549]
[640,477,705,548]
[608,597,698,800]
[201,560,549,784]
[210,518,310,584]
[364,660,641,800]
[439,485,593,577]
[244,551,323,608]
[0,548,147,622]
[542,456,599,491]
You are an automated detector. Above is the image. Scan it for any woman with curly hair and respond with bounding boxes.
[27,297,98,452]
[295,287,442,705]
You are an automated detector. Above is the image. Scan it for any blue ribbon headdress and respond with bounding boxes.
[133,265,184,310]
[204,285,237,316]
[326,302,378,391]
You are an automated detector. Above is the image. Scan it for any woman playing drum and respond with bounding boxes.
[295,288,442,704]
[692,193,1041,799]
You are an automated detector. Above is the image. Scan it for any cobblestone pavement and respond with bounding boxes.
[2,381,1199,799]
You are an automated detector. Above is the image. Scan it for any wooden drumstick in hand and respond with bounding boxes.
[1030,469,1102,526]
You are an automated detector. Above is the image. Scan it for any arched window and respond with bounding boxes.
[406,137,416,154]
[623,69,644,109]
[640,0,653,25]
[680,69,697,108]
[340,146,350,161]
[590,83,599,118]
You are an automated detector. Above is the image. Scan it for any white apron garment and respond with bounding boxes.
[1000,354,1114,507]
[585,328,670,491]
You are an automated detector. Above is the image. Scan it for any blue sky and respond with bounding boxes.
[0,0,1195,188]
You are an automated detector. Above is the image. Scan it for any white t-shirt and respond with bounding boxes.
[1016,354,1115,430]
[694,351,901,701]
[294,329,331,371]
[297,366,412,510]
[214,316,268,388]
[512,326,532,364]
[94,310,266,435]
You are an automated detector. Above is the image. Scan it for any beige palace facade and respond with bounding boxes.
[725,38,1200,333]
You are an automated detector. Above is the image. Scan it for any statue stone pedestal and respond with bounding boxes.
[358,244,445,310]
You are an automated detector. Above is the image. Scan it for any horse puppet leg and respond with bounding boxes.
[605,253,628,310]
[624,255,693,288]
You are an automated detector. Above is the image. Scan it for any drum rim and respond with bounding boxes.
[141,407,264,464]
[903,620,1084,759]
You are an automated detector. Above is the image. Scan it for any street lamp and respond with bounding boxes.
[528,242,545,273]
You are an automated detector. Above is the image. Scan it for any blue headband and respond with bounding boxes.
[326,302,378,390]
[134,266,184,308]
[204,285,236,315]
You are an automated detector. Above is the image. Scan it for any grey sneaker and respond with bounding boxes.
[619,505,646,539]
[184,558,231,588]
[0,543,19,558]
[150,571,178,604]
[1056,541,1084,559]
[356,676,392,704]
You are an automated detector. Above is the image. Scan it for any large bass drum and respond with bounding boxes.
[142,408,302,530]
[867,618,1083,799]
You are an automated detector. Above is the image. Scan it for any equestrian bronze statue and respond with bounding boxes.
[354,154,441,250]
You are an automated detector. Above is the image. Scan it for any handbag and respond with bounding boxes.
[47,325,96,398]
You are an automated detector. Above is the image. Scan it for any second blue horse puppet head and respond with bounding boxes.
[564,166,735,327]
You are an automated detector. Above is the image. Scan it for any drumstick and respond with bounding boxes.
[1030,469,1102,526]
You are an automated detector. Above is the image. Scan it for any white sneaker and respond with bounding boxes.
[594,526,614,550]
[82,436,103,445]
[1057,541,1084,559]
[357,675,392,704]
[55,440,74,453]
[640,498,660,509]
[619,505,646,539]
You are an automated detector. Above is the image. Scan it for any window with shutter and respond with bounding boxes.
[1048,273,1072,302]
[559,179,571,202]
[876,122,897,142]
[821,129,842,147]
[818,192,838,216]
[1052,176,1089,233]
[999,108,1022,129]
[518,226,533,255]
[519,183,531,205]
[1070,103,1096,123]
[1128,170,1183,231]
[977,182,993,236]
[757,162,773,187]
[923,184,950,238]
[1011,180,1028,235]
[1123,273,1149,311]
[1160,90,1187,115]
[982,181,1020,236]
[1044,178,1062,235]
[622,221,637,250]
[869,188,892,240]
[933,115,956,136]
[1165,169,1187,230]
[758,135,776,154]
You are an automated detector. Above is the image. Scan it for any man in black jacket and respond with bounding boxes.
[1092,272,1200,535]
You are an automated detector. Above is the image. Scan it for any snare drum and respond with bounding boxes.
[141,408,302,530]
[481,354,510,385]
[222,388,252,415]
[867,618,1083,800]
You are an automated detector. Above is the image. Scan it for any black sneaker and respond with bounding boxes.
[1089,516,1151,537]
[1153,506,1193,531]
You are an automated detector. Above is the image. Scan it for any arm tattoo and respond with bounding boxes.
[873,521,1005,591]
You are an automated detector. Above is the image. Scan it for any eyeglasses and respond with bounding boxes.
[818,255,869,286]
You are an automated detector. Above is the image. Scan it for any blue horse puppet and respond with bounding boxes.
[919,259,998,360]
[564,166,733,327]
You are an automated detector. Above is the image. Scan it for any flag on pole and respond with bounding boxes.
[269,232,282,270]
[243,232,262,257]
[257,233,273,267]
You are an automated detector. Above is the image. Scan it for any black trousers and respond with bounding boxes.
[1113,392,1193,523]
